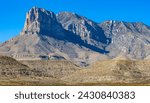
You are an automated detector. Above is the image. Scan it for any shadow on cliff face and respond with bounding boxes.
[64,30,110,54]
[39,27,111,54]
[83,21,112,45]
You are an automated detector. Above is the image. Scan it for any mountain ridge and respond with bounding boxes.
[0,7,150,65]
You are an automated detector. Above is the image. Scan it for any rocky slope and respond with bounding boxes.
[0,7,150,65]
[100,21,150,59]
[0,56,30,78]
[0,56,80,85]
[57,12,111,49]
[62,60,150,85]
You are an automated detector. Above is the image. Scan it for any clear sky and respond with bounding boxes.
[0,0,150,43]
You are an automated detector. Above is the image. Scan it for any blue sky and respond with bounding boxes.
[0,0,150,43]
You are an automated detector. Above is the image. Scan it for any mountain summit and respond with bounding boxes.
[22,7,65,38]
[0,7,150,65]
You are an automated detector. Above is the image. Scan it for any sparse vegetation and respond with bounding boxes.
[0,56,150,86]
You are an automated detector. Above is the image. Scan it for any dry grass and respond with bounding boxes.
[61,60,150,85]
[0,56,150,86]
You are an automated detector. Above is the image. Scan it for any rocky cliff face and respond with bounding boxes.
[99,20,150,59]
[0,7,150,65]
[57,12,111,46]
[22,7,65,38]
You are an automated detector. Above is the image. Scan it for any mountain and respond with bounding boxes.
[99,20,150,59]
[0,7,150,66]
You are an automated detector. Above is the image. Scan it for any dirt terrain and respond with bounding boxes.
[0,56,80,85]
[62,60,150,85]
[0,56,150,86]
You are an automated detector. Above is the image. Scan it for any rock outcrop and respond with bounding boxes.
[100,20,150,59]
[57,12,111,46]
[22,7,65,38]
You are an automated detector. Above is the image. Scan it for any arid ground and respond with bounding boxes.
[0,56,150,86]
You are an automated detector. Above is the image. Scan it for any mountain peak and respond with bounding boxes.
[57,12,81,18]
[29,6,55,15]
[30,6,39,11]
[31,6,40,10]
[21,7,64,37]
[57,12,84,24]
